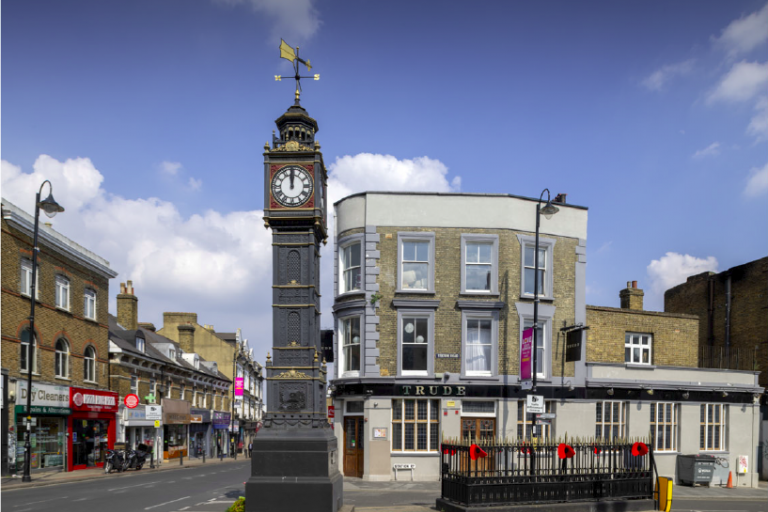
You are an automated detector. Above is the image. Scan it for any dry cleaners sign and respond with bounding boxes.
[16,382,69,408]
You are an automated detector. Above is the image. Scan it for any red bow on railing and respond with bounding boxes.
[558,443,575,459]
[470,444,488,460]
[441,445,456,456]
[631,442,648,456]
[593,446,602,455]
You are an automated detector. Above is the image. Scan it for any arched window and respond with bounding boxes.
[20,329,38,373]
[84,346,96,382]
[55,339,70,378]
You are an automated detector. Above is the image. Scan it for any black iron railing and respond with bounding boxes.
[440,437,654,507]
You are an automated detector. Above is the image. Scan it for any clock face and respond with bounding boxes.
[271,166,314,207]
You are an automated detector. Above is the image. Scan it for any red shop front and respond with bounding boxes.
[67,387,118,471]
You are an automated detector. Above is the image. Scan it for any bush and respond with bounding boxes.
[226,497,245,512]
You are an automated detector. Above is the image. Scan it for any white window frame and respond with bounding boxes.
[339,314,362,377]
[339,238,363,295]
[84,346,97,383]
[150,378,157,400]
[461,234,499,295]
[396,232,435,294]
[461,311,498,377]
[517,235,556,300]
[55,339,70,378]
[700,404,727,452]
[397,310,435,377]
[83,288,97,320]
[136,336,145,353]
[166,380,173,399]
[595,401,627,439]
[20,329,38,374]
[20,259,39,299]
[130,375,138,395]
[55,274,70,311]
[625,333,652,365]
[391,399,440,453]
[650,402,679,452]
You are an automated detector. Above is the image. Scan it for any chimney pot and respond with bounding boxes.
[627,281,632,289]
[632,280,638,289]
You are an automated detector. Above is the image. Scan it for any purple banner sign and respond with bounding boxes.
[235,377,244,397]
[520,327,533,381]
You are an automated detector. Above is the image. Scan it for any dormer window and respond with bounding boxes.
[169,348,176,360]
[194,356,200,369]
[136,336,145,353]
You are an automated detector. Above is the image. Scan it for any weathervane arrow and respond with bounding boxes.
[275,39,319,103]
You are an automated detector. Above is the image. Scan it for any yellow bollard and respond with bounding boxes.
[655,476,673,512]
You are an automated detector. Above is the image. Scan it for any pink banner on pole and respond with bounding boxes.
[235,377,244,396]
[520,327,533,381]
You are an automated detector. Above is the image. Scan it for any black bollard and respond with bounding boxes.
[150,450,154,469]
[202,449,205,464]
[180,452,184,466]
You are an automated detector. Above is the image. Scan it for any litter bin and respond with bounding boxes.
[677,454,716,486]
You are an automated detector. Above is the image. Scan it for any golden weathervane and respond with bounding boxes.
[275,39,319,102]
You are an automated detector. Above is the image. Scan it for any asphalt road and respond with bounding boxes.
[2,461,251,512]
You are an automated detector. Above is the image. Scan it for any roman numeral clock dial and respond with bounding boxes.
[271,165,313,207]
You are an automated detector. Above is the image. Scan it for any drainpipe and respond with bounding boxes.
[725,273,732,349]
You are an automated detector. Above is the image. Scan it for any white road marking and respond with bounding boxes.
[72,498,89,502]
[109,482,153,491]
[179,507,190,511]
[17,497,67,506]
[144,496,190,510]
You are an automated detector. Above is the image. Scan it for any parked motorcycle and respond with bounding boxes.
[123,444,149,471]
[104,449,124,474]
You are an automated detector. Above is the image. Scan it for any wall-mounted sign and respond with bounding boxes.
[738,456,748,474]
[16,382,69,409]
[373,428,387,438]
[436,353,459,359]
[154,420,161,428]
[327,406,335,418]
[565,329,583,362]
[70,387,119,413]
[526,394,545,414]
[124,394,139,409]
[393,463,415,469]
[396,385,466,397]
[146,405,162,420]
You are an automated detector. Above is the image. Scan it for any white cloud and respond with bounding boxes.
[326,153,460,206]
[641,59,695,91]
[188,177,203,190]
[692,142,721,158]
[214,0,320,41]
[744,162,768,197]
[160,161,182,175]
[712,2,768,59]
[707,60,768,103]
[747,96,768,141]
[647,253,718,297]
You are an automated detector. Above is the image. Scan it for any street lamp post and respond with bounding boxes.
[531,189,558,393]
[22,180,64,482]
[231,348,237,459]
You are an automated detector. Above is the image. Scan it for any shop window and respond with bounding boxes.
[15,416,65,471]
[391,399,439,452]
[595,401,627,439]
[71,419,110,467]
[55,339,70,378]
[650,402,679,452]
[84,346,96,382]
[700,404,727,451]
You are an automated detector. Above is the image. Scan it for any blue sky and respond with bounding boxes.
[2,0,767,363]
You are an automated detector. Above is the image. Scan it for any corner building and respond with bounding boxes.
[329,192,762,486]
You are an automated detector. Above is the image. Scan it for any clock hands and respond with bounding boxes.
[290,168,295,189]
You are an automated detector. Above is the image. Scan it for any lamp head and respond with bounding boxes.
[39,191,65,219]
[540,201,559,220]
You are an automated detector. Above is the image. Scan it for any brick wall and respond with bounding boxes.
[353,226,580,378]
[586,305,699,367]
[665,257,768,386]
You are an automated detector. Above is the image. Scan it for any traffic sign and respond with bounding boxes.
[327,405,335,418]
[526,394,545,414]
[124,394,139,409]
[154,420,161,428]
[536,413,556,419]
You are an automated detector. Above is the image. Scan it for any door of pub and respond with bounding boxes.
[344,416,364,478]
[461,418,496,476]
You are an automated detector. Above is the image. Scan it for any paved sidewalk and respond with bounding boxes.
[671,479,767,500]
[0,454,247,491]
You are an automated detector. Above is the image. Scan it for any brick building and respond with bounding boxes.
[2,198,118,475]
[158,313,263,454]
[110,282,232,462]
[664,257,768,390]
[328,192,762,486]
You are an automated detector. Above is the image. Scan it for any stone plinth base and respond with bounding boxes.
[246,428,343,512]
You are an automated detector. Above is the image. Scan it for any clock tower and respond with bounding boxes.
[245,95,343,512]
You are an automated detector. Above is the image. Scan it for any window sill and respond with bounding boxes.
[519,294,554,302]
[54,376,71,381]
[395,289,435,295]
[342,371,360,379]
[55,307,73,315]
[460,291,499,297]
[625,363,656,370]
[84,316,99,323]
[652,451,680,455]
[699,450,729,454]
[84,380,98,385]
[460,374,496,381]
[400,372,431,378]
[337,289,365,300]
[391,451,439,457]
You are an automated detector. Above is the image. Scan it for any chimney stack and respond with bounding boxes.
[619,280,644,311]
[117,280,139,330]
[177,323,196,352]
